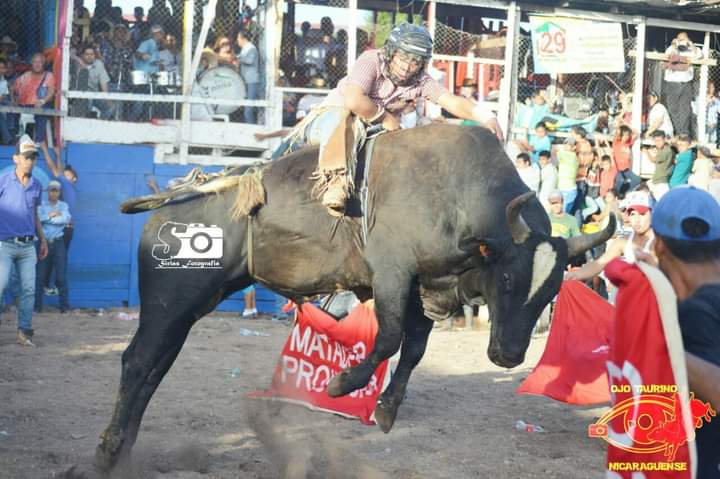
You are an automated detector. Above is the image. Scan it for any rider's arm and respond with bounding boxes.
[437,92,504,141]
[343,83,384,121]
[564,237,626,282]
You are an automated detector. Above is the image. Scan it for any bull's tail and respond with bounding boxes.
[120,167,266,217]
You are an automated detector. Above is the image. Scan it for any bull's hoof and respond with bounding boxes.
[327,371,350,397]
[374,398,398,433]
[62,463,106,479]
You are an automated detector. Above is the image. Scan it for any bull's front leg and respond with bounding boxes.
[374,299,433,433]
[327,269,411,397]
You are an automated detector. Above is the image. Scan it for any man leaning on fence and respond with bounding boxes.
[0,136,48,347]
[11,53,62,174]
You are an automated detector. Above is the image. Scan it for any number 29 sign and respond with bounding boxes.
[529,17,625,74]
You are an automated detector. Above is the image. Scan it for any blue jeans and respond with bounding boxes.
[92,99,115,120]
[244,82,259,124]
[274,293,289,318]
[560,189,577,214]
[0,240,37,333]
[271,106,346,161]
[35,238,68,312]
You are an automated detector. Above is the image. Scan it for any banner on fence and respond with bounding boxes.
[529,16,625,74]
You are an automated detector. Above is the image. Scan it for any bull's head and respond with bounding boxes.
[459,192,615,368]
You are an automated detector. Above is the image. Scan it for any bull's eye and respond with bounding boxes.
[502,272,512,291]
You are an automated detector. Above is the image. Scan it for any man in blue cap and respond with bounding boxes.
[651,186,720,478]
[0,135,48,347]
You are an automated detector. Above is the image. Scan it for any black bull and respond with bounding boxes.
[84,125,614,474]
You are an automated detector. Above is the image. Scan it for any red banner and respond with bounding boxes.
[249,303,389,425]
[602,259,701,478]
[517,280,613,405]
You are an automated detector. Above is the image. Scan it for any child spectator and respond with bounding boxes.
[612,124,641,193]
[648,130,675,200]
[514,121,552,165]
[515,153,540,193]
[669,134,695,188]
[537,150,558,206]
[599,154,617,198]
[586,152,601,199]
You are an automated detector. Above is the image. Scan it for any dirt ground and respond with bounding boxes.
[0,308,609,479]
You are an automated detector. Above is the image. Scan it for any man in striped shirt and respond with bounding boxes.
[275,23,502,215]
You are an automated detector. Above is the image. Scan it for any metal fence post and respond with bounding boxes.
[179,0,196,165]
[498,2,519,142]
[698,31,710,144]
[60,0,74,145]
[348,0,358,68]
[631,19,646,174]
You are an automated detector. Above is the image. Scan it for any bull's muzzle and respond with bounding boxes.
[488,344,525,369]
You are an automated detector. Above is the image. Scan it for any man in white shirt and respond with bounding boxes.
[663,32,702,136]
[515,152,540,193]
[645,91,674,139]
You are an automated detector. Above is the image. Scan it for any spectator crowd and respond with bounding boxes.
[507,30,720,304]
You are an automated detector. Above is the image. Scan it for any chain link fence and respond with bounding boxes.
[515,32,636,140]
[707,42,720,146]
[430,20,505,117]
[65,0,266,126]
[0,0,63,147]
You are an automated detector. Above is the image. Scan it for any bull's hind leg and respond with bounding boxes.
[93,285,230,473]
[327,269,411,397]
[93,307,194,472]
[374,299,433,433]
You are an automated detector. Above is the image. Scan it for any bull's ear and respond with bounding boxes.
[459,237,502,259]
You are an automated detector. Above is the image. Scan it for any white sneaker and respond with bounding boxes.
[242,308,257,318]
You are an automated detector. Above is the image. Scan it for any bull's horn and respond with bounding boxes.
[506,191,535,244]
[566,214,617,258]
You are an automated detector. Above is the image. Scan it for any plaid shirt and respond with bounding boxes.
[103,42,134,89]
[325,49,448,115]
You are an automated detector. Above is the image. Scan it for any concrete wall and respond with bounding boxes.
[0,143,278,313]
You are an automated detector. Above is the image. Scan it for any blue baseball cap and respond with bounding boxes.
[652,186,720,241]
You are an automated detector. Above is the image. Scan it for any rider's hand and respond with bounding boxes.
[485,117,505,143]
[382,112,401,131]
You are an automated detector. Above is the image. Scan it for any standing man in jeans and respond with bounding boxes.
[0,136,48,347]
[34,180,71,314]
